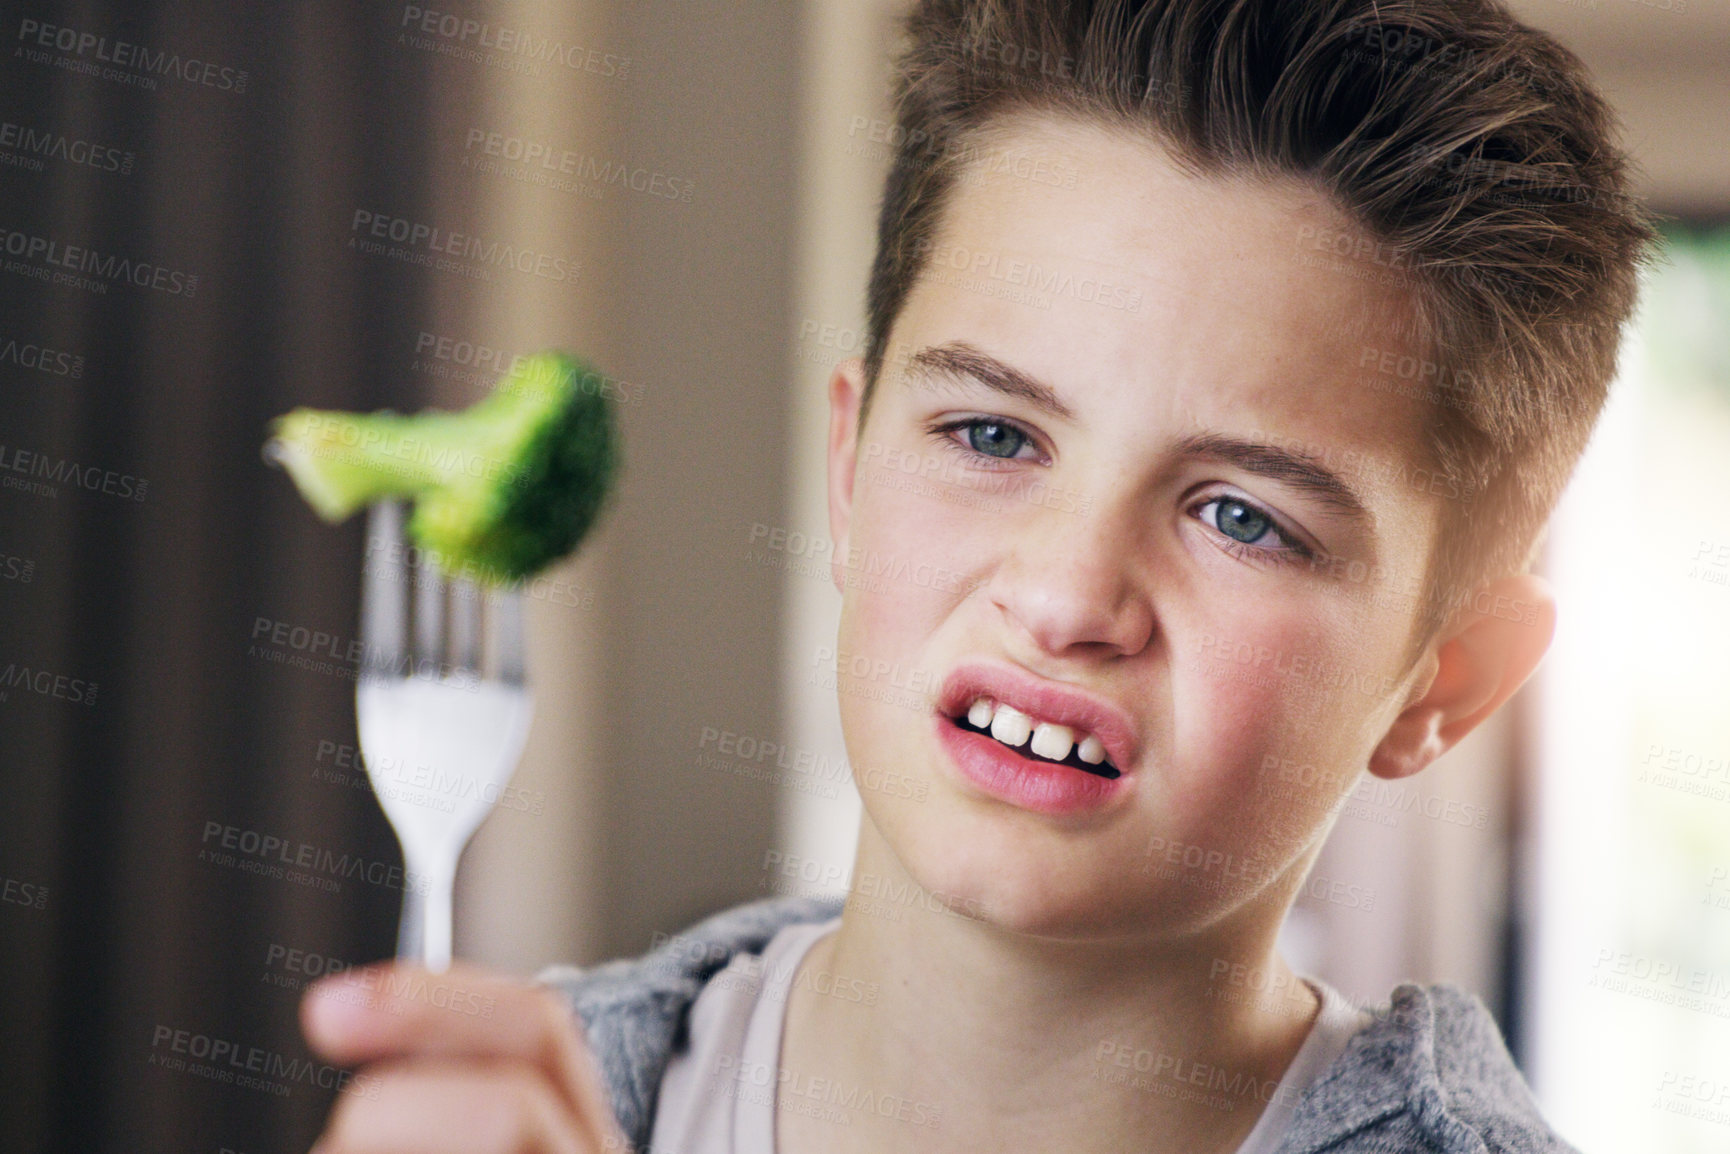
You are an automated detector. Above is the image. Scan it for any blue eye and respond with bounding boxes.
[1215,498,1272,544]
[932,417,1042,463]
[1196,495,1309,560]
[965,421,1028,459]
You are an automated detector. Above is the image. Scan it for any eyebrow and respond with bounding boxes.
[902,340,1373,527]
[1177,432,1373,526]
[902,341,1077,422]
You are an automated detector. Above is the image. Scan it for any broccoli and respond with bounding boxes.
[265,350,618,583]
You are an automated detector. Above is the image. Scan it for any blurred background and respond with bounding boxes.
[0,2,1724,1151]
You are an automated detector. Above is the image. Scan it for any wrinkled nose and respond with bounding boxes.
[983,505,1154,658]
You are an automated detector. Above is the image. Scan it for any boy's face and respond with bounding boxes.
[827,115,1457,941]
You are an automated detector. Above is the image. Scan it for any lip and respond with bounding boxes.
[937,660,1142,771]
[932,660,1141,815]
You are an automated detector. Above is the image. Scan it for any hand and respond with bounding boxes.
[300,961,629,1154]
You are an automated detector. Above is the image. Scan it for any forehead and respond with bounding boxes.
[891,111,1441,539]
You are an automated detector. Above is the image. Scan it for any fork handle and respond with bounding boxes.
[398,853,457,973]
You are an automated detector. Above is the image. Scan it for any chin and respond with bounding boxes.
[892,823,1160,940]
[909,822,1280,948]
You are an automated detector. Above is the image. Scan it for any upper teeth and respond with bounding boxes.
[967,697,1110,766]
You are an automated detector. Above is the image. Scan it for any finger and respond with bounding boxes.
[301,963,625,1146]
[316,1060,592,1154]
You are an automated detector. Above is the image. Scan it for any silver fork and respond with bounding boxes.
[357,499,535,972]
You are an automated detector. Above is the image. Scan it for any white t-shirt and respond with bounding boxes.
[648,916,1369,1154]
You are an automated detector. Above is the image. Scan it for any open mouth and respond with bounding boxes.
[946,698,1122,780]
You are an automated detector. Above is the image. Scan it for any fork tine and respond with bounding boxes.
[493,589,527,686]
[450,577,481,674]
[414,545,444,676]
[362,501,407,678]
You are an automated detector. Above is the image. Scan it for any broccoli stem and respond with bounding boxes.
[268,408,523,522]
[267,350,616,583]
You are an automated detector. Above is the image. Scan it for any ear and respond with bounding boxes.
[1368,573,1557,780]
[827,357,869,595]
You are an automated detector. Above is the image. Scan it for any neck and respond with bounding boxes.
[778,818,1319,1154]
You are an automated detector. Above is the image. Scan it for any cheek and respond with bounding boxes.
[829,482,963,786]
[841,489,944,661]
[1167,614,1386,853]
[841,454,1007,650]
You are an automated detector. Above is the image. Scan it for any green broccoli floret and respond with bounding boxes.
[266,350,618,582]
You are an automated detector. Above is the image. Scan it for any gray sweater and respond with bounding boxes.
[537,894,1580,1153]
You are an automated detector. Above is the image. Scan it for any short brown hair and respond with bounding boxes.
[859,0,1659,643]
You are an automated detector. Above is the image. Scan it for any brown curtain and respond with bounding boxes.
[0,5,460,1149]
[0,0,808,1148]
[0,0,809,1148]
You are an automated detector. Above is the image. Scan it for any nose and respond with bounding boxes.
[984,505,1154,659]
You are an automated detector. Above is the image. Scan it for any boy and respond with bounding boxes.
[299,1,1656,1151]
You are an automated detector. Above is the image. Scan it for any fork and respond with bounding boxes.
[356,499,535,973]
